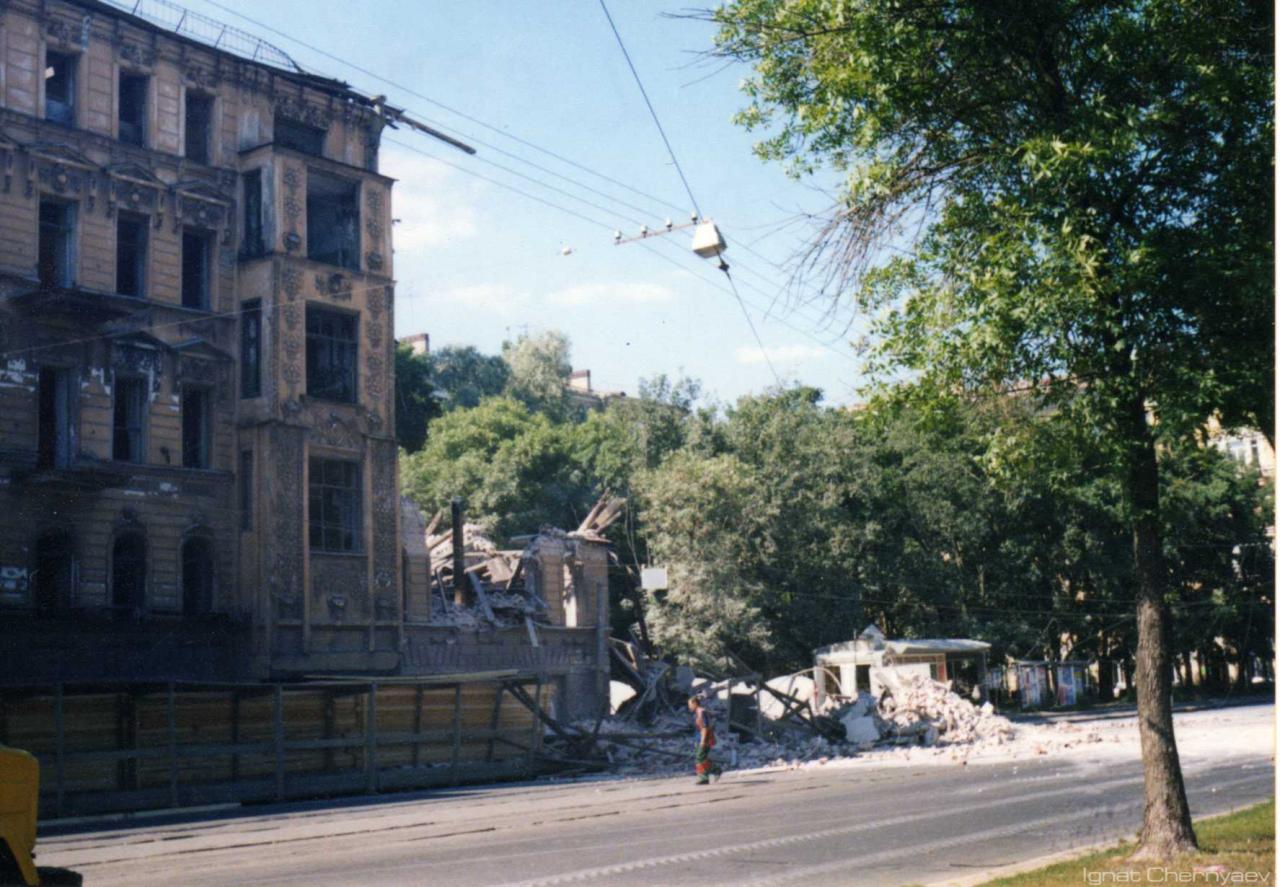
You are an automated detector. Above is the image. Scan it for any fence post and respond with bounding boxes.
[449,683,462,786]
[365,683,378,794]
[167,683,178,808]
[54,683,65,818]
[273,684,284,801]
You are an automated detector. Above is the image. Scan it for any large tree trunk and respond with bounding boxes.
[1126,397,1197,860]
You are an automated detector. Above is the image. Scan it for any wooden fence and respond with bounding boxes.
[0,671,558,818]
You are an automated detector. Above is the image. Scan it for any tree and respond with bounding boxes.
[502,331,574,421]
[394,344,441,454]
[400,397,597,542]
[428,345,510,411]
[711,0,1271,857]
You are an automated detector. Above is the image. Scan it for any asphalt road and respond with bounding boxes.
[33,706,1275,887]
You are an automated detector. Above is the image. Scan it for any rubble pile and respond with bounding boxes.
[551,663,1026,777]
[412,494,627,630]
[868,672,1016,747]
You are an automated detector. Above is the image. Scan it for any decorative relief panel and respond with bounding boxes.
[303,402,364,451]
[311,555,368,623]
[276,96,333,131]
[277,266,305,393]
[281,266,302,301]
[118,42,157,68]
[364,352,384,402]
[370,441,399,622]
[315,272,352,301]
[269,425,305,622]
[282,165,303,252]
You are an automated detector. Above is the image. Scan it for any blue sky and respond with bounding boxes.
[194,0,866,406]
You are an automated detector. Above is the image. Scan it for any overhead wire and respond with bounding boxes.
[595,0,782,384]
[383,133,861,372]
[193,0,691,218]
[197,0,859,366]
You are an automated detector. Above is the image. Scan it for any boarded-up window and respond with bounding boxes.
[181,387,210,469]
[185,91,213,164]
[116,213,147,298]
[112,377,146,463]
[34,531,74,615]
[38,200,74,288]
[118,71,147,146]
[112,532,146,616]
[240,300,261,397]
[181,537,214,616]
[182,228,211,309]
[309,458,361,552]
[44,51,76,125]
[241,170,264,257]
[306,306,357,402]
[37,367,73,469]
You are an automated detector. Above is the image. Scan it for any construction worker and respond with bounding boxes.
[687,695,722,785]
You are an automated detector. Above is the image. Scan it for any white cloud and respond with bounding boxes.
[379,143,480,250]
[734,344,831,366]
[433,283,528,313]
[547,282,676,307]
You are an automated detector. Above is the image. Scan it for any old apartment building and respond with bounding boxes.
[0,0,405,682]
[0,0,609,721]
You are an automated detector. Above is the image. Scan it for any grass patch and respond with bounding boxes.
[977,801,1274,887]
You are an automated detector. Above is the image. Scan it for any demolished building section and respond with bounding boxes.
[397,496,625,721]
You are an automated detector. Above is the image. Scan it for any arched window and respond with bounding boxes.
[181,536,215,617]
[112,532,147,617]
[34,530,74,615]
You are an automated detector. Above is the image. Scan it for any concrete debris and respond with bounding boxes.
[872,671,1017,746]
[556,664,1026,777]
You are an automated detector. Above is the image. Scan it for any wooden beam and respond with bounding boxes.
[54,683,65,818]
[230,689,241,782]
[485,683,504,762]
[167,683,178,808]
[411,686,424,768]
[449,684,462,787]
[273,684,285,801]
[365,683,378,794]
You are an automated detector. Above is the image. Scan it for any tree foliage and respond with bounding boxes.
[502,331,575,422]
[394,344,441,454]
[710,0,1272,856]
[428,345,510,411]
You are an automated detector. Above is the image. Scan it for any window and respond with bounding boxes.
[112,376,146,463]
[37,367,73,469]
[44,51,76,125]
[116,213,147,297]
[184,91,213,164]
[309,458,361,552]
[181,537,214,616]
[274,114,325,155]
[181,387,210,469]
[181,228,211,309]
[306,171,359,270]
[239,450,254,531]
[241,170,264,257]
[240,300,262,397]
[111,532,146,617]
[38,200,74,288]
[118,71,147,146]
[306,306,357,402]
[34,531,75,615]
